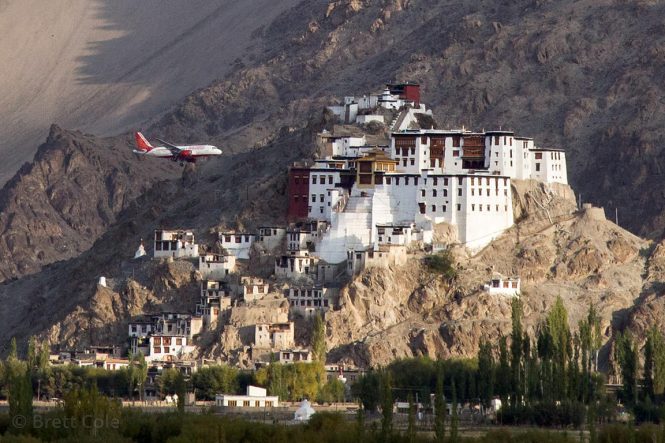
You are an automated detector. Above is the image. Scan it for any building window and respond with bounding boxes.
[410,159,415,166]
[535,152,543,160]
[432,189,437,197]
[471,189,474,196]
[432,205,436,212]
[311,194,316,203]
[472,204,475,211]
[386,177,392,184]
[319,194,324,202]
[457,204,461,211]
[403,159,407,167]
[487,205,490,211]
[421,189,425,197]
[478,205,482,211]
[453,150,459,157]
[433,177,438,186]
[328,175,333,184]
[443,189,448,197]
[243,401,250,407]
[443,205,447,212]
[312,176,317,184]
[458,188,462,196]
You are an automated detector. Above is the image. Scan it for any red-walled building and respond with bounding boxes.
[387,82,420,107]
[287,167,310,221]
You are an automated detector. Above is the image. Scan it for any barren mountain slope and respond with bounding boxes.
[0,125,175,281]
[0,0,300,184]
[325,183,650,368]
[0,118,324,353]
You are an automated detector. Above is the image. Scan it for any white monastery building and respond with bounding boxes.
[153,230,199,259]
[288,124,568,259]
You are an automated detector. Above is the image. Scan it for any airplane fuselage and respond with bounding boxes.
[133,145,221,162]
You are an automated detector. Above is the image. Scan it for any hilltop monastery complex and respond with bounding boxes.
[78,83,568,388]
[290,83,567,261]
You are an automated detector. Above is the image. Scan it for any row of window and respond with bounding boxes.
[289,299,329,307]
[225,400,274,407]
[288,290,324,297]
[222,235,253,243]
[312,175,335,185]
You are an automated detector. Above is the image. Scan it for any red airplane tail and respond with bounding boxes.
[134,132,153,152]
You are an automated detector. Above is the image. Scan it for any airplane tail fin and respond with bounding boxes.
[134,132,153,152]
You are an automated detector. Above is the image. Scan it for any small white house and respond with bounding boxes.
[219,232,256,260]
[198,253,236,279]
[235,276,270,303]
[146,335,193,362]
[254,322,295,349]
[215,385,279,408]
[154,230,199,259]
[257,227,287,251]
[278,348,313,364]
[484,275,521,297]
[275,251,317,279]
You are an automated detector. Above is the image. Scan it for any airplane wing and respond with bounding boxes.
[156,138,183,156]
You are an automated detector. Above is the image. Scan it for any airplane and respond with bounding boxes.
[133,132,222,164]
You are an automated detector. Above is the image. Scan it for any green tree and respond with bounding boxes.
[510,298,523,406]
[9,337,18,361]
[26,336,37,370]
[8,365,33,434]
[35,341,50,401]
[423,249,457,283]
[318,378,345,403]
[477,338,494,408]
[407,392,416,443]
[496,336,510,405]
[312,313,326,364]
[353,370,381,411]
[547,296,571,401]
[450,379,459,443]
[644,329,655,401]
[434,365,446,442]
[158,368,182,397]
[646,327,665,399]
[615,331,638,405]
[380,370,393,442]
[191,365,239,400]
[175,372,187,413]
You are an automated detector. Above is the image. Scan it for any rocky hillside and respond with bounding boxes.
[5,0,665,278]
[0,126,175,281]
[325,181,650,368]
[0,119,324,354]
[3,0,665,363]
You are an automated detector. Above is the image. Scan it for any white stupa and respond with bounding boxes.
[134,240,147,259]
[294,399,315,422]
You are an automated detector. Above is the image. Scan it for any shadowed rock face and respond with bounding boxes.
[0,125,175,281]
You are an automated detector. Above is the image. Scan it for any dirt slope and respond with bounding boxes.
[0,0,300,184]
